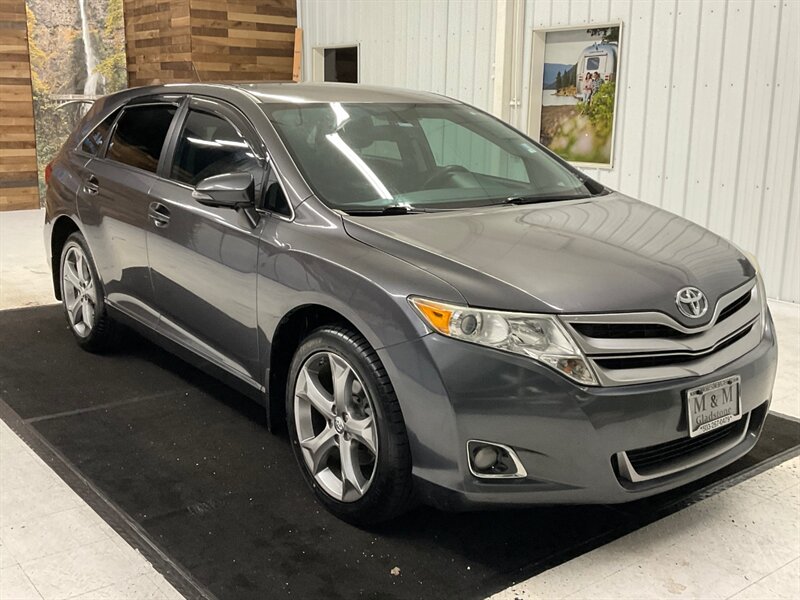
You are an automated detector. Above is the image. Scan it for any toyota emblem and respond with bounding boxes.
[676,286,709,319]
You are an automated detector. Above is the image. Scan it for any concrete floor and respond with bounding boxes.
[0,420,184,600]
[0,209,54,311]
[1,208,799,599]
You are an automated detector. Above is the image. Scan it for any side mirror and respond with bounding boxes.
[192,172,254,208]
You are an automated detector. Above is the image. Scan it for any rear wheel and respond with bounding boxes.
[59,232,117,352]
[287,326,413,525]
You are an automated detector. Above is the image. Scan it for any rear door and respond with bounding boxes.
[78,97,180,327]
[146,96,266,384]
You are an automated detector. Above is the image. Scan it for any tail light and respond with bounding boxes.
[44,162,53,186]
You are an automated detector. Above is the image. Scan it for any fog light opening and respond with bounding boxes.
[467,440,528,479]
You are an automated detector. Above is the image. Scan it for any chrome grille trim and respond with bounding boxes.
[593,324,760,384]
[562,280,757,335]
[592,321,756,369]
[560,279,761,386]
[566,286,758,355]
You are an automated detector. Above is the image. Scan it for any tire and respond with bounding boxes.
[287,325,413,525]
[59,232,117,352]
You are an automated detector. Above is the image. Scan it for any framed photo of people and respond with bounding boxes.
[529,23,623,169]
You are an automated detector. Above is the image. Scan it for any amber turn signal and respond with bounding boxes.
[409,298,453,334]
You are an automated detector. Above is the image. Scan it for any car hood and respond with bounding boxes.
[342,193,755,327]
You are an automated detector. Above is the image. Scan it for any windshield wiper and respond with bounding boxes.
[342,204,427,216]
[503,194,592,205]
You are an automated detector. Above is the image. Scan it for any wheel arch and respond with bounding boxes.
[266,303,365,432]
[50,215,82,300]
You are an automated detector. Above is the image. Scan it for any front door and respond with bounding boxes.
[146,97,266,384]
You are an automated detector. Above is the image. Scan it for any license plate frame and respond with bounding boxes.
[685,375,742,438]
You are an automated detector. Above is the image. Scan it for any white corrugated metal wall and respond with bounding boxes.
[300,0,496,106]
[299,0,799,302]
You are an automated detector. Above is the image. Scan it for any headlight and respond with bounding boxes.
[409,297,598,385]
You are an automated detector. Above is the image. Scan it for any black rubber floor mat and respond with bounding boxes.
[2,305,798,600]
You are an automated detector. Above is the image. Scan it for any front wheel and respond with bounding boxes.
[287,326,413,525]
[59,232,117,352]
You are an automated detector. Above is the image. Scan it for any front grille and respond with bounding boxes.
[616,403,767,483]
[561,279,761,385]
[594,324,753,370]
[572,322,689,339]
[626,421,738,471]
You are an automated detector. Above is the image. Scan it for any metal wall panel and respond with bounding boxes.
[300,0,493,105]
[299,0,799,302]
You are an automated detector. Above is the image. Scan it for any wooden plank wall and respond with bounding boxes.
[124,0,296,87]
[0,0,39,211]
[124,0,194,86]
[190,0,296,82]
[0,0,297,209]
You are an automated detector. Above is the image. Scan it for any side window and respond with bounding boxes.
[262,168,291,217]
[419,118,530,183]
[170,110,261,188]
[80,109,119,156]
[106,105,177,173]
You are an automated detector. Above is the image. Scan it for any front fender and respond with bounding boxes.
[255,201,466,387]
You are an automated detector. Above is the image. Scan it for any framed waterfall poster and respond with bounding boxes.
[25,0,128,202]
[529,23,623,169]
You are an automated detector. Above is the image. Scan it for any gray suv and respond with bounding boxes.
[44,83,777,524]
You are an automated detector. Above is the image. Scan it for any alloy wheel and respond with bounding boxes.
[62,244,97,338]
[293,351,379,502]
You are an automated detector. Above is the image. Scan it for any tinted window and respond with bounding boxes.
[106,105,176,173]
[263,169,291,216]
[80,110,118,155]
[170,110,261,187]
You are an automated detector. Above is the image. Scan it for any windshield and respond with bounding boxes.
[261,102,602,212]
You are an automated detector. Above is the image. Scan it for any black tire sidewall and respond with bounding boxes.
[286,327,410,524]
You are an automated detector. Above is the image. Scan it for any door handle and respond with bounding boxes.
[148,202,171,228]
[83,174,99,195]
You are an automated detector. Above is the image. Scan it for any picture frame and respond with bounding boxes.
[528,22,623,170]
[24,0,128,202]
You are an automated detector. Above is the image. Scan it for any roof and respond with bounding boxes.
[90,83,456,125]
[232,82,454,104]
[113,82,453,104]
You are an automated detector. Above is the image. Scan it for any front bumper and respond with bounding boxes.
[377,313,777,510]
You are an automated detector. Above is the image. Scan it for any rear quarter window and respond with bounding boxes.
[80,109,119,156]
